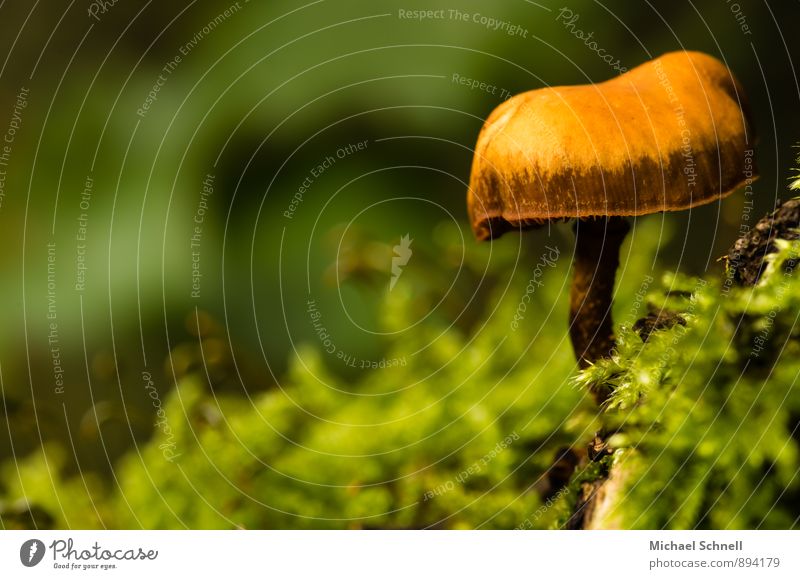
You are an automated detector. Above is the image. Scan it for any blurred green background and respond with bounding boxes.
[0,0,798,528]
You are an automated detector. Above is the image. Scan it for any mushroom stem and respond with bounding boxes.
[569,217,630,374]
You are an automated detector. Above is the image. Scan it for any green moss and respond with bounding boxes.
[551,452,615,529]
[2,213,798,529]
[577,238,800,529]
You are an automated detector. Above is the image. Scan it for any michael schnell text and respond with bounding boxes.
[650,540,743,551]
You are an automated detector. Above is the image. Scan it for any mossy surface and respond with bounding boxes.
[575,234,800,529]
[1,218,798,529]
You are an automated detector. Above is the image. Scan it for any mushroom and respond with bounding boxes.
[467,50,756,375]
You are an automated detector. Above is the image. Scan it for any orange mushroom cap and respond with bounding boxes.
[467,50,758,241]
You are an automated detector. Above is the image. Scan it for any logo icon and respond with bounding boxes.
[390,234,413,291]
[20,539,45,567]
